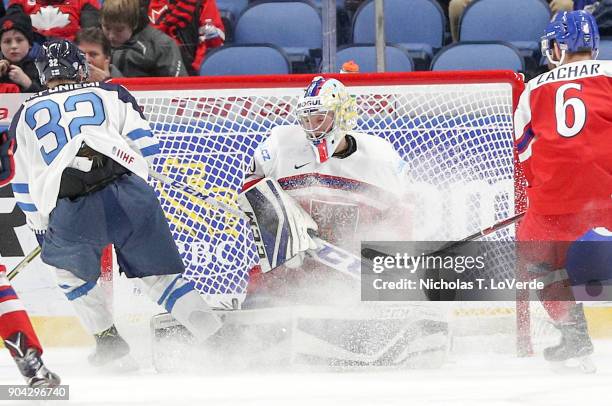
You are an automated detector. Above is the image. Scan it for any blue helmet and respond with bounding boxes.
[35,39,89,86]
[541,10,600,65]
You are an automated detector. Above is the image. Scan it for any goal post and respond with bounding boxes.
[112,71,541,354]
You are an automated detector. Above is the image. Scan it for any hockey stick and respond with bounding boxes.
[7,245,42,281]
[361,211,526,261]
[308,237,362,280]
[148,169,248,221]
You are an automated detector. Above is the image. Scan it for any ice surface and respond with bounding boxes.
[1,341,611,406]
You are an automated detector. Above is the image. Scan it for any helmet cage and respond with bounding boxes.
[297,105,336,141]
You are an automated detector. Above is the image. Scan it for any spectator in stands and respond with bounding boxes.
[576,0,612,36]
[449,0,575,42]
[0,11,42,93]
[6,0,100,41]
[75,27,123,82]
[101,0,187,77]
[148,0,224,75]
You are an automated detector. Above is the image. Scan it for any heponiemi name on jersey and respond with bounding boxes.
[537,63,600,85]
[45,82,100,94]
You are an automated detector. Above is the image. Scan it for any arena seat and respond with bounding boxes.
[234,1,322,68]
[431,42,525,72]
[459,0,550,59]
[352,0,445,68]
[336,44,414,72]
[199,44,291,76]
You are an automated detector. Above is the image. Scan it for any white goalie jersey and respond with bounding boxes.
[245,124,411,251]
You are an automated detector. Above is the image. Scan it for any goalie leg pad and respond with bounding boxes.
[136,275,222,341]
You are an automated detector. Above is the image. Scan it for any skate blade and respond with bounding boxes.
[549,355,597,374]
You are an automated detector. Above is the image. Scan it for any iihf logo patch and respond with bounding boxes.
[112,146,135,165]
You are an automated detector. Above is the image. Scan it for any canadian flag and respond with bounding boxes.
[149,5,168,24]
[30,6,70,31]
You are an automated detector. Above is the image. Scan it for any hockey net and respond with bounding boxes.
[112,72,555,355]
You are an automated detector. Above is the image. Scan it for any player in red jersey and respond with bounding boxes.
[8,0,100,41]
[147,0,224,75]
[514,10,611,369]
[0,130,59,386]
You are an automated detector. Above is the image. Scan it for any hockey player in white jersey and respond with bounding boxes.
[242,76,411,304]
[235,77,448,368]
[9,39,221,367]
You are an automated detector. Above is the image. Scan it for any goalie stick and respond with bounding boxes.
[148,169,248,221]
[361,212,525,261]
[7,245,41,281]
[305,237,361,280]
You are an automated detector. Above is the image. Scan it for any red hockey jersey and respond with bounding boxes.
[9,0,100,41]
[148,0,224,74]
[514,60,612,215]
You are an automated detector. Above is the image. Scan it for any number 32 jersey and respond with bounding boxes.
[9,82,159,231]
[514,60,612,215]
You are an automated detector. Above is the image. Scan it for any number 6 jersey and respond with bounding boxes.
[514,59,612,215]
[9,82,159,231]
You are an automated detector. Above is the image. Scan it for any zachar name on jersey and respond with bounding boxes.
[536,63,600,85]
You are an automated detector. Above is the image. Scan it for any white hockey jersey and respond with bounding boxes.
[10,82,159,231]
[245,125,410,250]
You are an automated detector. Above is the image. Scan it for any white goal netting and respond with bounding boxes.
[123,72,553,354]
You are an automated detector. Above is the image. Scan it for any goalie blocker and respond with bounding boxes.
[238,177,319,273]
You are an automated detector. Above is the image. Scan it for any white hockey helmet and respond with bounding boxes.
[296,76,357,163]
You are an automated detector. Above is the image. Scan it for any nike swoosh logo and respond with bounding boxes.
[294,162,310,169]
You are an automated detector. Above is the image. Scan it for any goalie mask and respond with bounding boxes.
[35,39,89,86]
[296,77,357,163]
[541,10,600,66]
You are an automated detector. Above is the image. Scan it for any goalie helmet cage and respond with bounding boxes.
[106,71,553,357]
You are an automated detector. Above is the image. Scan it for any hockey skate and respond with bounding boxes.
[4,332,61,387]
[88,325,138,371]
[544,304,596,374]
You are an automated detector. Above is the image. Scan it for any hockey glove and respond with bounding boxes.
[198,19,225,43]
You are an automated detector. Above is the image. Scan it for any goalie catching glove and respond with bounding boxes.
[238,178,319,273]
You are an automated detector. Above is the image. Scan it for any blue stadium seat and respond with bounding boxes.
[459,0,551,57]
[431,42,524,72]
[216,0,249,21]
[216,0,249,41]
[262,0,346,7]
[336,44,414,72]
[352,0,445,64]
[597,40,612,60]
[199,45,291,76]
[234,1,322,65]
